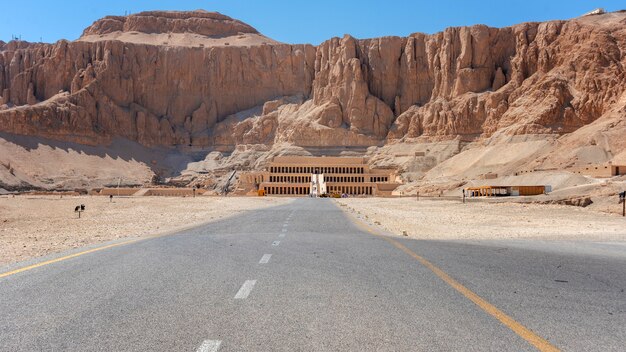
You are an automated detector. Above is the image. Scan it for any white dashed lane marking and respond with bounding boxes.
[259,254,272,264]
[234,280,257,299]
[282,228,287,233]
[278,233,286,238]
[272,240,281,246]
[196,339,222,352]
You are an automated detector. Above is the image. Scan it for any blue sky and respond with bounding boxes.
[1,1,623,44]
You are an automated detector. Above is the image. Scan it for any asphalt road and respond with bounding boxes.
[0,198,624,351]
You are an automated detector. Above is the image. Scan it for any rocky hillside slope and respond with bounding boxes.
[1,10,625,191]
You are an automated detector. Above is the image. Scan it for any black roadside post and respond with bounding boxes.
[109,194,113,203]
[193,186,197,198]
[463,189,466,204]
[620,191,625,217]
[74,204,86,218]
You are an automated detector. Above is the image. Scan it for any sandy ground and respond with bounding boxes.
[335,198,626,241]
[79,32,279,47]
[0,195,291,267]
[0,133,196,190]
[4,195,625,268]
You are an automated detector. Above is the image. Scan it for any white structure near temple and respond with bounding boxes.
[310,172,327,197]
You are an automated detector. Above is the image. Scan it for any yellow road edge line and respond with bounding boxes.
[383,237,559,352]
[1,198,289,279]
[0,239,141,279]
[0,214,222,280]
[340,205,560,352]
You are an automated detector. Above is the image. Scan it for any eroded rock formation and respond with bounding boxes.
[81,10,259,37]
[1,10,625,149]
[0,32,315,145]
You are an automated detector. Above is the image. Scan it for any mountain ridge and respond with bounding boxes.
[0,10,625,192]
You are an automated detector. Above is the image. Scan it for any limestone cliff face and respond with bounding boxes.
[311,36,395,138]
[0,30,315,145]
[81,10,259,37]
[1,10,624,148]
[387,16,626,140]
[311,16,625,142]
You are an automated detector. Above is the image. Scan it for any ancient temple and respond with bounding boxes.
[239,156,400,196]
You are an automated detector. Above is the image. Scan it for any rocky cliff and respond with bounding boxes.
[81,10,259,37]
[1,10,624,150]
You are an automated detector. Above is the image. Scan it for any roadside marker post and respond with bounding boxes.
[74,204,85,218]
[620,191,625,217]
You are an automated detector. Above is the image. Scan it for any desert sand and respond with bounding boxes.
[0,195,291,267]
[335,198,626,241]
[79,32,280,47]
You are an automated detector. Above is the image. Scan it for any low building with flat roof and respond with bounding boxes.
[569,163,626,178]
[465,185,549,197]
[239,156,401,196]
